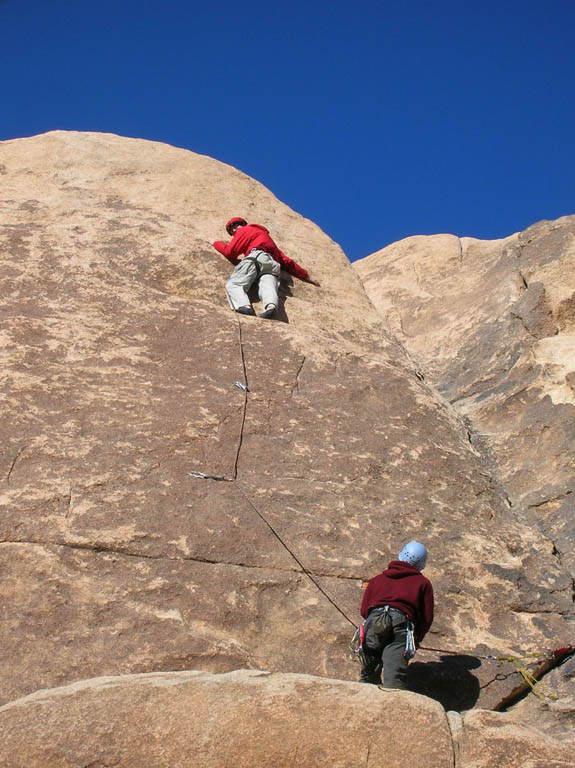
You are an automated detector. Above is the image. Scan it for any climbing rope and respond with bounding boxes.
[505,656,556,701]
[415,643,575,701]
[189,311,575,699]
[348,636,574,701]
[230,315,249,481]
[189,313,358,629]
[236,486,357,628]
[419,643,574,664]
[188,315,248,483]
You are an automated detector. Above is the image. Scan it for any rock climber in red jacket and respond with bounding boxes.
[209,217,320,318]
[359,541,434,688]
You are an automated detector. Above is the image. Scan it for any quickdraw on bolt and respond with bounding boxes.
[188,471,231,481]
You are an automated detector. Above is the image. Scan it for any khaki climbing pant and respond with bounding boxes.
[225,249,281,311]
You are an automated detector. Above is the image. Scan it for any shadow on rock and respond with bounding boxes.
[247,275,293,323]
[407,655,481,711]
[276,274,294,323]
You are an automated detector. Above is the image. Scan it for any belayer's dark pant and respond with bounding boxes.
[359,607,409,689]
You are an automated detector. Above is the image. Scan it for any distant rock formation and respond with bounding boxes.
[354,221,575,573]
[1,132,573,765]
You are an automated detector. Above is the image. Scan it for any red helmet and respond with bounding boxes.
[225,217,247,236]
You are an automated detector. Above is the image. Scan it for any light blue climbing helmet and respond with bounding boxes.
[398,541,428,570]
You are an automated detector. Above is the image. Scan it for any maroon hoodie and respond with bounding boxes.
[212,223,309,280]
[361,560,434,643]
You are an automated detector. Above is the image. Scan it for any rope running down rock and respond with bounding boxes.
[190,314,358,629]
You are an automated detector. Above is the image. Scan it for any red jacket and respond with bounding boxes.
[361,561,434,643]
[212,224,309,280]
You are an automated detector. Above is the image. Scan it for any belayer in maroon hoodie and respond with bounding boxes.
[209,217,319,319]
[359,541,434,688]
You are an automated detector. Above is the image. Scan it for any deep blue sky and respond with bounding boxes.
[2,1,574,261]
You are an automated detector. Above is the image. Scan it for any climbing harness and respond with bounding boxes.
[241,254,262,278]
[349,610,415,663]
[241,248,278,279]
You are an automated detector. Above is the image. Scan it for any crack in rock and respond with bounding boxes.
[445,710,462,768]
[0,538,363,583]
[4,445,26,482]
[528,490,572,509]
[292,355,306,394]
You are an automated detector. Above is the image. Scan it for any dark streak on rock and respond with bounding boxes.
[528,490,572,510]
[5,445,26,482]
[293,356,306,393]
[0,539,364,583]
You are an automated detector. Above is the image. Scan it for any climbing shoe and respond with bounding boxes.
[236,306,255,316]
[258,305,276,319]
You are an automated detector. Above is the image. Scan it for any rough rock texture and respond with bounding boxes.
[1,132,574,763]
[355,222,575,735]
[0,670,454,768]
[354,222,575,575]
[454,707,575,768]
[3,669,574,768]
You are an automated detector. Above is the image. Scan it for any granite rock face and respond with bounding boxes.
[354,221,575,575]
[1,132,574,764]
[2,669,574,768]
[454,707,575,768]
[355,221,575,738]
[0,670,454,768]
